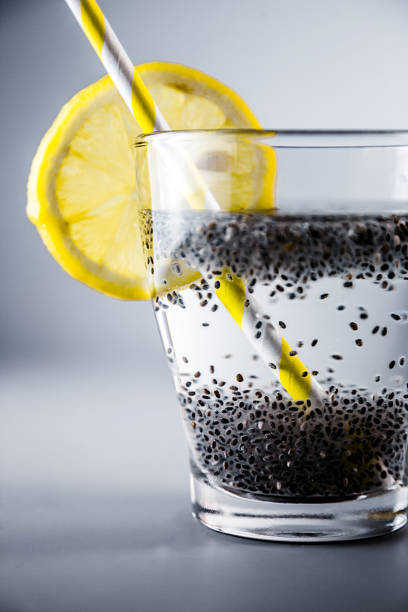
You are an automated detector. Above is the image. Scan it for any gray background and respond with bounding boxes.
[2,1,408,611]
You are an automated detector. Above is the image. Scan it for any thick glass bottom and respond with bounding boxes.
[191,467,408,542]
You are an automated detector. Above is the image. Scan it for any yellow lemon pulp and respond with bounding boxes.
[27,61,275,299]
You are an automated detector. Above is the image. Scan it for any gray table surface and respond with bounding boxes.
[1,359,408,612]
[3,1,408,611]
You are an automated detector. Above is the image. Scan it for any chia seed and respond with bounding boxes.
[149,210,408,500]
[179,382,408,498]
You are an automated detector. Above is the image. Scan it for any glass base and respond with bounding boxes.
[191,467,408,542]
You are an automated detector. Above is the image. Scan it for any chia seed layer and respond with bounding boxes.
[180,382,408,498]
[148,211,408,300]
[148,211,408,499]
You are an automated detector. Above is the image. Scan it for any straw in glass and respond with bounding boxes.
[64,0,326,405]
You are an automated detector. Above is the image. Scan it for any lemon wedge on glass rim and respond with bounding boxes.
[27,61,276,300]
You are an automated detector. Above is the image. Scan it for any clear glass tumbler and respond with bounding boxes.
[135,129,408,541]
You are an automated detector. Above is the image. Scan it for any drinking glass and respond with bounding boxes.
[135,129,408,541]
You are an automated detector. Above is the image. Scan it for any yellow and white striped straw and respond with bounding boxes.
[213,272,324,405]
[64,0,326,405]
[65,0,167,133]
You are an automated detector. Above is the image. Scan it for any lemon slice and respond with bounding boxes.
[27,61,275,300]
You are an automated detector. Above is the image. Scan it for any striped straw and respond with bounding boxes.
[64,0,326,404]
[213,272,324,404]
[65,0,166,132]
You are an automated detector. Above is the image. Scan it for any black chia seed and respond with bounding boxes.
[148,211,408,500]
[179,383,408,498]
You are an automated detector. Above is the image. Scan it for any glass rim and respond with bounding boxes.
[135,128,408,148]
